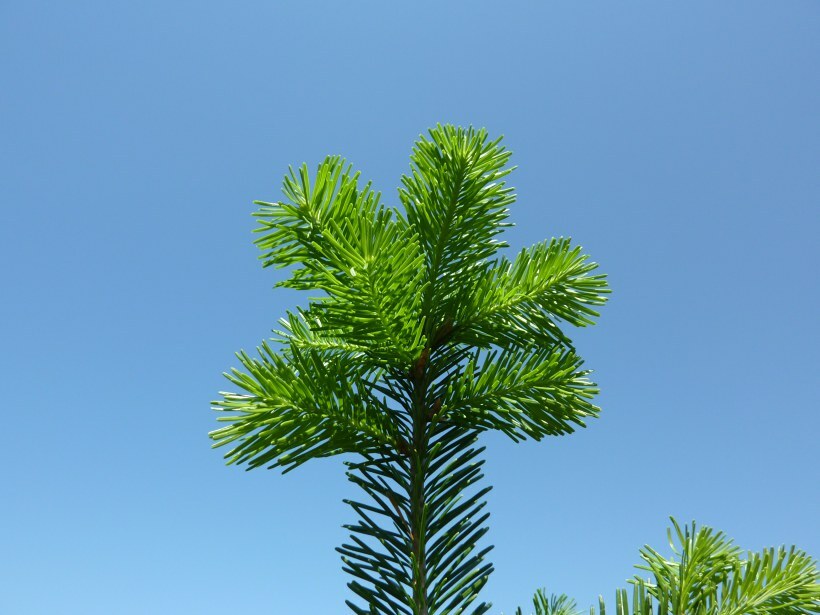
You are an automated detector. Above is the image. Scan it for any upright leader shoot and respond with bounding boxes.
[211,126,609,614]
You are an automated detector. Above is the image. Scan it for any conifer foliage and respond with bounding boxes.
[211,126,609,614]
[515,519,819,615]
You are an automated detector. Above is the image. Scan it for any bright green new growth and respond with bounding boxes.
[514,518,819,615]
[211,125,609,614]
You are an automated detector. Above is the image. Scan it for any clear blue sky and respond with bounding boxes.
[2,2,818,613]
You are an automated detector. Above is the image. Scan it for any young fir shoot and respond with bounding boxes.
[513,519,819,615]
[211,125,609,615]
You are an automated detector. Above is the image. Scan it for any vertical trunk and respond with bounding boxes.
[410,375,429,615]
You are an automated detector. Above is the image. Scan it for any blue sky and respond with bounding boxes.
[1,2,818,613]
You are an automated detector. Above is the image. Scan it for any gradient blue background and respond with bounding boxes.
[2,2,818,613]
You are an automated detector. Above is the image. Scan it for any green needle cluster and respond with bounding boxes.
[514,519,819,615]
[211,125,609,614]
